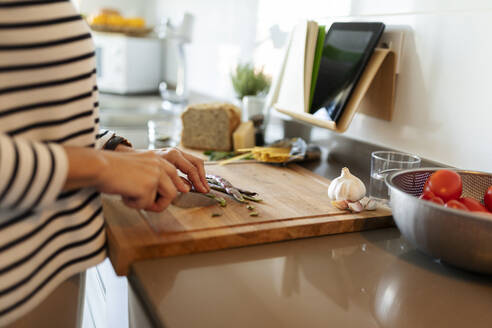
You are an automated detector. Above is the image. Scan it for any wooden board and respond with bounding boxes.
[103,163,393,275]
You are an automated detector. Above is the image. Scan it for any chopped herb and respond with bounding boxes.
[204,151,236,161]
[243,194,262,202]
[204,151,254,162]
[216,197,227,207]
[246,205,255,211]
[249,211,259,217]
[204,193,227,207]
[242,153,254,160]
[211,213,222,217]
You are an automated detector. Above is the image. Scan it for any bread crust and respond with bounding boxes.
[181,103,241,151]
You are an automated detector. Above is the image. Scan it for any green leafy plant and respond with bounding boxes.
[231,63,271,99]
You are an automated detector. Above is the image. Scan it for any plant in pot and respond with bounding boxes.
[231,63,271,145]
[231,62,270,98]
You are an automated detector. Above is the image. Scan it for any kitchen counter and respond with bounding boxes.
[99,94,492,328]
[130,228,492,328]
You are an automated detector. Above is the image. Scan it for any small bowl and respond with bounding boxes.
[385,168,492,274]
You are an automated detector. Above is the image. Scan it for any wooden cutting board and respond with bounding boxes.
[103,163,393,275]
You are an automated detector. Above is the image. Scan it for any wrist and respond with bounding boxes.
[115,143,134,152]
[104,135,132,151]
[94,150,112,190]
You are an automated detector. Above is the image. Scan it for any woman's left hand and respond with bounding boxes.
[153,147,210,193]
[116,145,210,193]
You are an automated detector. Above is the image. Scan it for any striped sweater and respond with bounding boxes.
[0,0,112,325]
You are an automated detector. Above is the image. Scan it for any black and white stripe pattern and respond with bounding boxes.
[0,1,111,325]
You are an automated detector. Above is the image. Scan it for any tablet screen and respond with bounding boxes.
[310,23,384,122]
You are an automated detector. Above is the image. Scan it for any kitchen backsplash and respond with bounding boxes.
[79,0,492,172]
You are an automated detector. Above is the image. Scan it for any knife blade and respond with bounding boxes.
[171,192,217,208]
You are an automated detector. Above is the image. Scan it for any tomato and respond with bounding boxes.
[419,190,435,200]
[458,197,488,213]
[485,186,492,212]
[429,196,444,205]
[428,169,462,202]
[445,199,468,211]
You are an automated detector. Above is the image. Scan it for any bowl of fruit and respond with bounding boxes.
[385,168,492,274]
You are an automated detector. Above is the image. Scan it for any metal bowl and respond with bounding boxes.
[385,168,492,274]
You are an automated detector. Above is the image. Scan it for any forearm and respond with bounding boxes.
[62,138,133,191]
[63,147,108,191]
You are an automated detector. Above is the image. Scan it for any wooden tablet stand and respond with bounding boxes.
[275,47,397,133]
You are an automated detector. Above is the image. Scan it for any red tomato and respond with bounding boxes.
[428,169,462,202]
[485,186,492,212]
[458,197,488,213]
[430,196,444,205]
[419,190,435,200]
[445,199,468,211]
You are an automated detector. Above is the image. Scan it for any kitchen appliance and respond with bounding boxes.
[93,32,161,94]
[155,13,194,103]
[386,168,492,274]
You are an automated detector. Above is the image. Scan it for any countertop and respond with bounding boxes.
[99,93,492,328]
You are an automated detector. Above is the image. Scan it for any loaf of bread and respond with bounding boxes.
[181,103,241,151]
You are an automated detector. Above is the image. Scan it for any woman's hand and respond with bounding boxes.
[64,146,189,212]
[97,150,189,212]
[64,145,209,212]
[153,147,210,193]
[116,145,210,193]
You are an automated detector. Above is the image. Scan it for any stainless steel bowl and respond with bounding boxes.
[385,168,492,274]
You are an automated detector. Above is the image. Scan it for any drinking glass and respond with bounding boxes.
[370,151,421,199]
[147,118,182,149]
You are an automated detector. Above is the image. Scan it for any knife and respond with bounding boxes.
[171,192,218,208]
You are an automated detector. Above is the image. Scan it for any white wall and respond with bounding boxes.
[318,1,492,172]
[154,0,260,97]
[87,0,492,172]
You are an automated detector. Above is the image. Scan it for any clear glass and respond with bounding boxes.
[147,115,182,149]
[370,151,421,199]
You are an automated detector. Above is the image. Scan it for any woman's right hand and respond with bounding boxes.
[97,150,189,212]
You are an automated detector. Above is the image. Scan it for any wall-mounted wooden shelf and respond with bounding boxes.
[275,47,397,133]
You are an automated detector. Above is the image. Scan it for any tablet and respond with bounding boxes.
[310,22,385,122]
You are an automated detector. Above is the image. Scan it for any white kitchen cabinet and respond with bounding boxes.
[84,259,129,328]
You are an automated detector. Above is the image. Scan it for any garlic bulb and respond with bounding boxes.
[327,167,366,201]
